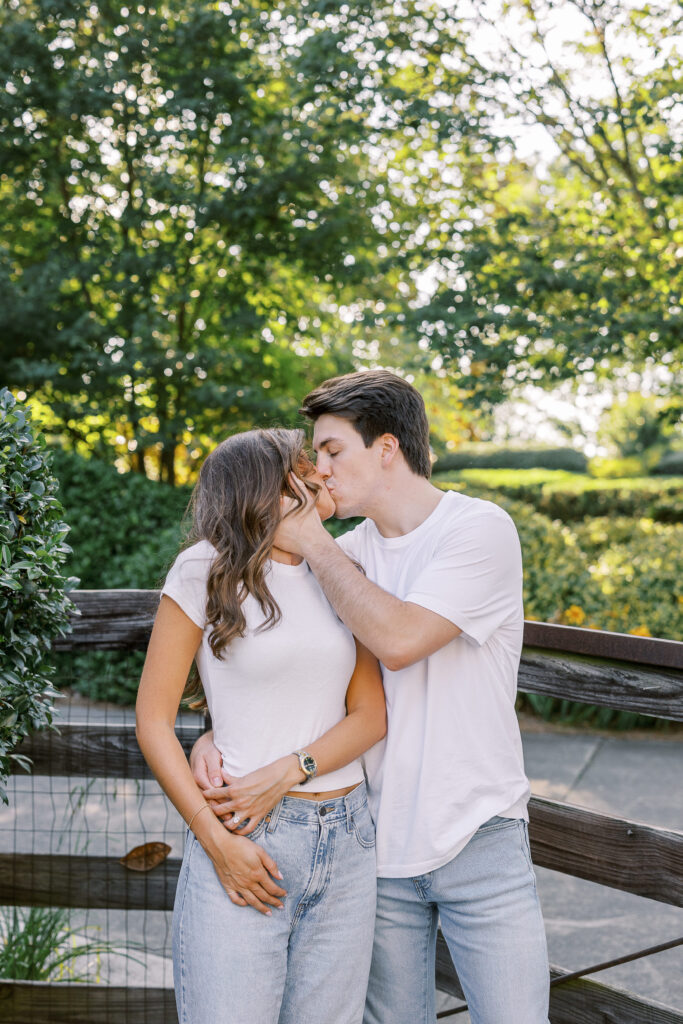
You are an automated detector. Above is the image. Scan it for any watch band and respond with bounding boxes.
[293,749,318,783]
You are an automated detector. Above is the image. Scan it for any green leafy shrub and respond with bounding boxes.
[46,452,193,704]
[50,450,191,588]
[433,447,588,473]
[0,390,75,800]
[572,517,683,641]
[432,485,682,727]
[588,456,647,478]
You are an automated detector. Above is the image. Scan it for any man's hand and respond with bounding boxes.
[189,729,223,789]
[273,473,328,557]
[202,756,303,836]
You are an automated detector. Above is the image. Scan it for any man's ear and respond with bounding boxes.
[379,433,400,466]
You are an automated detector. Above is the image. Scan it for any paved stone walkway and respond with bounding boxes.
[437,720,683,1019]
[1,703,681,1016]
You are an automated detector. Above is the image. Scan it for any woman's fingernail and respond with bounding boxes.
[266,910,272,917]
[276,871,284,880]
[211,776,222,786]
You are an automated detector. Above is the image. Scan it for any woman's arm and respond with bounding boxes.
[135,595,287,915]
[201,639,386,834]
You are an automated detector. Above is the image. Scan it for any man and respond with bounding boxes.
[191,369,550,1023]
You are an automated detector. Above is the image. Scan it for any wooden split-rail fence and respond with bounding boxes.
[0,589,682,1023]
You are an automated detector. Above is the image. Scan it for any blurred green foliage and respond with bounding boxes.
[653,452,683,476]
[432,447,588,473]
[435,469,683,523]
[50,449,190,588]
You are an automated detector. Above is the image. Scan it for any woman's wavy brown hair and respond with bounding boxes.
[179,428,321,709]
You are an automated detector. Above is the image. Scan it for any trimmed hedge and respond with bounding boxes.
[652,451,683,476]
[0,391,74,798]
[436,469,683,523]
[433,447,588,473]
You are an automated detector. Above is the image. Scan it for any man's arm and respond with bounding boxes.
[301,526,461,671]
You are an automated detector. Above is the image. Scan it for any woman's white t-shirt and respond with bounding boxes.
[338,489,530,878]
[161,541,364,792]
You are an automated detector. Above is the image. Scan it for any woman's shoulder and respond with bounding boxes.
[165,539,218,585]
[175,538,218,565]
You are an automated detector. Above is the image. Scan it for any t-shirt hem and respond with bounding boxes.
[376,828,477,878]
[375,794,531,877]
[160,585,205,629]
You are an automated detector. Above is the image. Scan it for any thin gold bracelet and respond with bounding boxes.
[187,803,211,831]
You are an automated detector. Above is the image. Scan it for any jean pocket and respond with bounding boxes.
[351,805,376,849]
[245,817,269,842]
[478,815,519,834]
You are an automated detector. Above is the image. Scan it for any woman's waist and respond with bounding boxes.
[216,740,365,789]
[274,780,369,823]
[286,781,360,802]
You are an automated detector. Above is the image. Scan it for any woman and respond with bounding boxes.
[136,428,386,1024]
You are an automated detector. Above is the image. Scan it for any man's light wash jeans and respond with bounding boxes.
[172,782,377,1024]
[364,815,550,1024]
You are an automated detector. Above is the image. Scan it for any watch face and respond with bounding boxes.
[302,754,316,776]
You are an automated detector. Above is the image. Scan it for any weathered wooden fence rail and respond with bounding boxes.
[0,590,681,1024]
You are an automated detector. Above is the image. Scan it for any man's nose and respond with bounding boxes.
[316,454,331,480]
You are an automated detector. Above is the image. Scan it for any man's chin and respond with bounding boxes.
[332,503,355,520]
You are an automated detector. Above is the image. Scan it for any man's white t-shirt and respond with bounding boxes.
[338,489,530,878]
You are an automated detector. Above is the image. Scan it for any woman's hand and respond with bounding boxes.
[202,755,303,836]
[208,832,287,915]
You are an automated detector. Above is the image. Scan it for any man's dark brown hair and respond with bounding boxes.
[300,369,431,479]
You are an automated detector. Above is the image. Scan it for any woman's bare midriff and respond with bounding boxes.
[285,782,360,802]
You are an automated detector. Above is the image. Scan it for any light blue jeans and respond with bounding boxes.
[363,816,550,1024]
[173,782,377,1024]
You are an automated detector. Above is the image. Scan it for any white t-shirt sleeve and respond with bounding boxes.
[160,544,211,628]
[406,506,523,647]
[335,523,364,561]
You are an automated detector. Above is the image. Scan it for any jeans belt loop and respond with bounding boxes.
[267,796,284,833]
[344,792,354,833]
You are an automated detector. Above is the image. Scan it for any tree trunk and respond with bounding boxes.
[160,442,176,486]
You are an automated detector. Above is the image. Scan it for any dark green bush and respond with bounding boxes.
[50,450,191,588]
[652,451,683,476]
[46,452,193,704]
[433,447,588,473]
[0,390,75,798]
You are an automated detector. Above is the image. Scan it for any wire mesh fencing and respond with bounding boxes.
[0,649,205,1023]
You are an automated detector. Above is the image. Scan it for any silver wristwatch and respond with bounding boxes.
[293,749,318,783]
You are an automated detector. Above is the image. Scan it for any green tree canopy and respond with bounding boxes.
[410,0,682,402]
[1,0,492,478]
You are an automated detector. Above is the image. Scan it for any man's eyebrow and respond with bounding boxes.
[313,436,342,453]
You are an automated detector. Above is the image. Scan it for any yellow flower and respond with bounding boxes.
[564,605,586,625]
[629,625,652,637]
